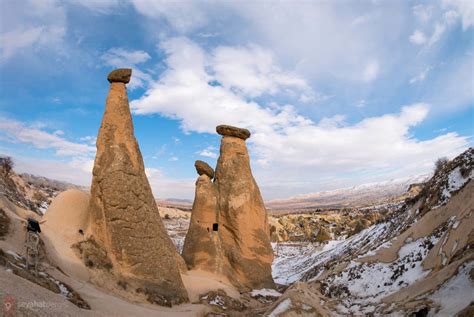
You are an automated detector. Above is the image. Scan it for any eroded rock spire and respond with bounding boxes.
[183,125,275,290]
[182,161,222,273]
[215,125,274,290]
[86,68,188,304]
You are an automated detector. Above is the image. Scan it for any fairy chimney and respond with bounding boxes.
[181,161,223,273]
[183,125,275,290]
[86,68,188,304]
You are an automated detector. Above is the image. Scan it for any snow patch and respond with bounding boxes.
[268,298,292,317]
[251,288,282,298]
[428,262,474,316]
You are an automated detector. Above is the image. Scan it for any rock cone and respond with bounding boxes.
[183,125,275,290]
[195,160,215,179]
[182,163,221,273]
[215,126,274,290]
[86,69,188,303]
[216,125,251,140]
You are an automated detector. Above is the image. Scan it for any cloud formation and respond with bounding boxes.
[131,38,469,197]
[101,48,152,89]
[0,116,95,157]
[0,0,66,61]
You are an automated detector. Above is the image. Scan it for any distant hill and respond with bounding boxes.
[266,174,429,211]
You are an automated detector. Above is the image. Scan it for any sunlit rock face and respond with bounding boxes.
[87,68,188,304]
[182,162,222,273]
[183,125,275,290]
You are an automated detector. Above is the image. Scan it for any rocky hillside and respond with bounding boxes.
[0,162,83,215]
[268,148,474,316]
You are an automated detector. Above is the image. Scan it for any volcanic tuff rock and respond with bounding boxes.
[183,125,275,290]
[194,160,215,179]
[107,68,132,84]
[215,127,274,289]
[86,69,188,303]
[216,125,251,140]
[181,170,221,273]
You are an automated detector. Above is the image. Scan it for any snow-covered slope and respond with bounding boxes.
[267,148,474,316]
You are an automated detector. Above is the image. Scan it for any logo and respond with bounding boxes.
[3,295,16,316]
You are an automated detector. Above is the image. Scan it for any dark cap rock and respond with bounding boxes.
[107,68,132,84]
[195,160,214,179]
[216,125,251,140]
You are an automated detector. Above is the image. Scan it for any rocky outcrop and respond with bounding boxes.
[107,68,132,84]
[86,68,188,304]
[215,125,274,290]
[194,160,214,179]
[181,162,221,273]
[183,125,275,290]
[216,125,251,140]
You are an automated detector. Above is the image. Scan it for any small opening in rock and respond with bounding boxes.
[78,229,84,235]
[213,223,218,231]
[207,227,209,232]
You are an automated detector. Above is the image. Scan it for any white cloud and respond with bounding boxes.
[428,22,448,46]
[131,0,207,32]
[409,66,432,84]
[101,48,152,89]
[79,135,97,145]
[198,146,218,159]
[409,30,427,45]
[362,60,379,82]
[443,0,474,30]
[212,45,311,98]
[0,0,66,62]
[73,0,123,13]
[131,38,468,198]
[410,2,470,48]
[317,115,346,129]
[0,116,95,157]
[145,167,195,199]
[0,27,43,60]
[128,1,407,84]
[131,38,311,134]
[355,100,366,108]
[169,156,178,161]
[413,4,434,23]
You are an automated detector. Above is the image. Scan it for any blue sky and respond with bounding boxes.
[0,0,472,199]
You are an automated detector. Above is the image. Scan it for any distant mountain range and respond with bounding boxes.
[266,174,430,211]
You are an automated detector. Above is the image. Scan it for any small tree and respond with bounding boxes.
[434,157,448,175]
[0,156,14,175]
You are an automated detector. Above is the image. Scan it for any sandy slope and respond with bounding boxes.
[1,189,239,316]
[41,189,90,281]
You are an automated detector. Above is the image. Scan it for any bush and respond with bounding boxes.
[0,208,10,239]
[434,157,448,175]
[0,156,14,175]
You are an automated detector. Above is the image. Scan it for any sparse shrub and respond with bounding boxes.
[164,213,170,220]
[0,248,6,266]
[460,165,471,178]
[0,208,10,239]
[315,227,331,242]
[434,157,448,175]
[33,190,47,203]
[0,156,14,175]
